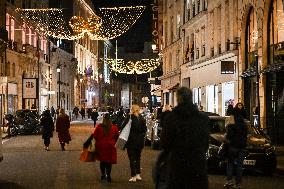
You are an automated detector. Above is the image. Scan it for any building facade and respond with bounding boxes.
[239,0,284,144]
[160,0,284,144]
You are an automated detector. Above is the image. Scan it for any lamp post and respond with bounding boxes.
[57,63,61,108]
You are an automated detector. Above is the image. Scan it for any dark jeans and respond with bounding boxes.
[100,162,112,176]
[127,148,142,176]
[226,149,245,184]
[44,138,50,147]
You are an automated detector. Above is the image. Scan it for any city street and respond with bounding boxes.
[0,120,284,189]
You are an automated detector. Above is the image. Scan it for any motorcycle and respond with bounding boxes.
[4,113,42,135]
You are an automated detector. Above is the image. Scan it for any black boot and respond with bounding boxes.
[106,175,111,183]
[61,143,65,151]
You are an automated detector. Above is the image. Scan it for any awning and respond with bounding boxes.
[162,83,180,93]
[240,66,257,78]
[260,63,284,74]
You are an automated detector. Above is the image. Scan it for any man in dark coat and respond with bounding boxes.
[160,87,209,189]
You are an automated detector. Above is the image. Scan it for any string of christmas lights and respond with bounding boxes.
[102,58,160,74]
[15,6,146,40]
[15,8,74,39]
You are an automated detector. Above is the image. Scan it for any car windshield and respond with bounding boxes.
[209,118,258,135]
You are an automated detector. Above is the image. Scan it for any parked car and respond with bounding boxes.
[207,116,277,175]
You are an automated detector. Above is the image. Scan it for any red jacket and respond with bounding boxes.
[93,124,119,164]
[56,114,71,143]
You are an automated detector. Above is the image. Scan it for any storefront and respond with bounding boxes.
[241,7,259,122]
[264,0,284,144]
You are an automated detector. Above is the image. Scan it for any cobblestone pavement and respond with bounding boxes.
[0,119,283,189]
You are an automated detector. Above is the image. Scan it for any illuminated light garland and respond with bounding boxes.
[102,58,160,74]
[69,15,102,34]
[15,8,74,39]
[15,6,146,40]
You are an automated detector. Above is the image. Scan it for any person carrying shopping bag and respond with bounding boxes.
[93,113,119,183]
[120,104,147,182]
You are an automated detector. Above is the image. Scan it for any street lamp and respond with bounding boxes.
[57,63,61,108]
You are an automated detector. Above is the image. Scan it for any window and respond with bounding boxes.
[12,63,15,77]
[197,0,200,13]
[170,17,174,42]
[211,47,214,57]
[218,44,221,54]
[196,48,199,59]
[202,44,205,56]
[6,62,10,76]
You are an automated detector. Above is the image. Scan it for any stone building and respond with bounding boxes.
[4,0,50,114]
[238,0,284,144]
[160,0,284,144]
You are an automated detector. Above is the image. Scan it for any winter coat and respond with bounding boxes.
[121,114,147,150]
[161,103,209,189]
[226,115,247,149]
[40,113,54,139]
[160,111,171,129]
[93,124,119,164]
[56,114,71,143]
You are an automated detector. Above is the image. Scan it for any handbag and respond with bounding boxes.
[79,148,96,162]
[88,137,96,152]
[115,118,132,150]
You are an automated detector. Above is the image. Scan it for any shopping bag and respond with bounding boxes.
[88,137,96,152]
[115,119,132,150]
[79,148,96,162]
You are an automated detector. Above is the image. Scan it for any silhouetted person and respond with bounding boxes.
[160,87,209,189]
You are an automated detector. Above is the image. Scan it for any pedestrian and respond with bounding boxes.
[160,87,209,189]
[73,106,79,120]
[93,113,119,183]
[226,104,234,116]
[80,106,86,119]
[87,108,92,119]
[120,104,147,182]
[50,106,55,118]
[116,107,125,129]
[91,108,99,127]
[223,107,247,189]
[40,110,54,151]
[56,109,71,151]
[234,102,247,119]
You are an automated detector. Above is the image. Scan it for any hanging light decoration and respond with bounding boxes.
[102,58,160,74]
[15,6,146,40]
[15,8,74,39]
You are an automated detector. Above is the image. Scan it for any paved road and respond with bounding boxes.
[0,119,284,189]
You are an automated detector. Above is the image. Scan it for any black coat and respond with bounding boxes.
[40,114,54,139]
[161,103,209,189]
[121,114,146,150]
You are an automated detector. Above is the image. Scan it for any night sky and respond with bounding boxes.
[92,0,152,53]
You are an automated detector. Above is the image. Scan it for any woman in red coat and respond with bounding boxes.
[93,113,119,183]
[56,109,71,151]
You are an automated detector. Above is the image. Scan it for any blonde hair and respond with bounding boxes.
[162,104,172,112]
[130,104,140,117]
[59,108,65,115]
